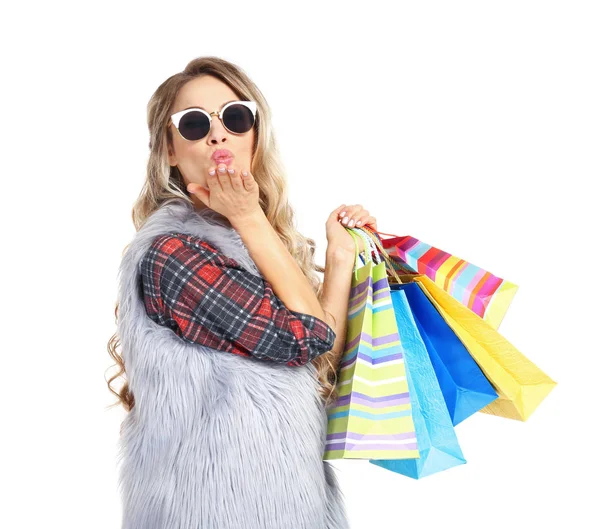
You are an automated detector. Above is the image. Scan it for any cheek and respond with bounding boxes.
[177,152,208,179]
[245,130,256,153]
[182,143,210,168]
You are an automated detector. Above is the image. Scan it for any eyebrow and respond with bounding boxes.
[181,99,238,112]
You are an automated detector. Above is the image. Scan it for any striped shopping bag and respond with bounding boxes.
[356,226,498,425]
[323,229,418,460]
[359,226,555,422]
[375,231,518,331]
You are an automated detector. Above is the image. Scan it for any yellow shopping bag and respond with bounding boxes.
[413,275,557,421]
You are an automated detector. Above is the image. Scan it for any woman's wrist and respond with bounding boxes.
[326,244,359,265]
[321,247,355,359]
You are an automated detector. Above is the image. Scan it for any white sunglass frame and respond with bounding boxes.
[169,100,257,141]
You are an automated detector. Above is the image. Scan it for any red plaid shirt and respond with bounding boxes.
[140,233,336,367]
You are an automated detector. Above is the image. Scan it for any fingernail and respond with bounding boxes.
[219,167,226,173]
[340,211,346,217]
[228,168,234,174]
[342,217,348,225]
[209,169,215,175]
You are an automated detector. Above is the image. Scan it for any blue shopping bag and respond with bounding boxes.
[396,282,498,425]
[369,285,466,479]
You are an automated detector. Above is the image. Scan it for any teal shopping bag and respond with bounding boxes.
[369,284,466,479]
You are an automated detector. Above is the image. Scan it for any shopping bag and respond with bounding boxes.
[356,226,498,425]
[393,280,498,425]
[323,229,418,460]
[370,284,466,479]
[414,275,557,421]
[375,231,518,331]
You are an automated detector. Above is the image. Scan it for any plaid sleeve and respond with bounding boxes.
[140,232,336,367]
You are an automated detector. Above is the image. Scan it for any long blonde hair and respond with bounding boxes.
[106,56,342,414]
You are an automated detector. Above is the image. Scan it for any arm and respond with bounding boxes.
[140,233,336,367]
[231,210,330,324]
[318,247,355,365]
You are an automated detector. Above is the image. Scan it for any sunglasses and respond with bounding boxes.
[169,100,257,142]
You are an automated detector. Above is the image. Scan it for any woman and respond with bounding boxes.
[107,56,377,529]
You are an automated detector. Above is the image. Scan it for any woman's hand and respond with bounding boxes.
[326,204,378,259]
[187,163,261,224]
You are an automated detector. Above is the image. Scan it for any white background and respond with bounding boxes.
[1,1,598,528]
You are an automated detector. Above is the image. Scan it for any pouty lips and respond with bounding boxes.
[212,149,234,165]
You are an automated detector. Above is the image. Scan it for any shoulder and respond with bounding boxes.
[149,232,220,255]
[142,232,243,271]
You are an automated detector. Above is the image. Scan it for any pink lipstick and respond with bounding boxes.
[211,149,234,165]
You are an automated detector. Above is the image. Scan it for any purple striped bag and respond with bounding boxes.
[323,228,418,460]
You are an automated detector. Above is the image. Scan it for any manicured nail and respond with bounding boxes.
[348,219,355,227]
[209,169,215,175]
[342,217,349,225]
[228,168,234,174]
[356,221,362,226]
[219,167,226,173]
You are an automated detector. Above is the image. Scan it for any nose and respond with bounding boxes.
[207,112,228,144]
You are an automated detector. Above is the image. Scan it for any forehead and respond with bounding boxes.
[173,75,239,112]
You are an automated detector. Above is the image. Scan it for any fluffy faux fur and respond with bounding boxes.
[115,198,350,529]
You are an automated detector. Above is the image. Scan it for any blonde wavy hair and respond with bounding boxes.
[106,56,342,414]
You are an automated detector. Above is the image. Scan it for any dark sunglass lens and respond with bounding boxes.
[223,104,255,134]
[179,111,210,141]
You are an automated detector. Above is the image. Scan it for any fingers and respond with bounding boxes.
[204,163,238,191]
[330,204,347,220]
[338,205,375,229]
[203,164,221,191]
[226,165,244,191]
[358,216,377,229]
[239,168,256,191]
[190,163,254,195]
[216,163,233,191]
[337,205,360,226]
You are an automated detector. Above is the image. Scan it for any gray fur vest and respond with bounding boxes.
[116,198,349,529]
